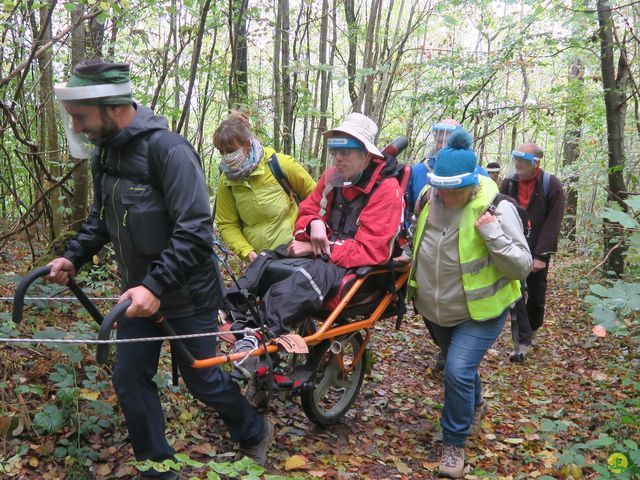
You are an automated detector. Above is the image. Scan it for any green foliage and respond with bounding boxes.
[586,196,640,334]
[132,453,298,480]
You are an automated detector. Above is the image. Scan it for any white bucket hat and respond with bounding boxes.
[323,113,384,158]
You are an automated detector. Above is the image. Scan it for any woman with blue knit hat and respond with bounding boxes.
[406,129,531,478]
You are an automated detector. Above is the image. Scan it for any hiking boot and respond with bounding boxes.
[438,444,465,478]
[435,351,446,371]
[468,400,488,436]
[232,335,261,380]
[509,343,532,363]
[239,419,275,466]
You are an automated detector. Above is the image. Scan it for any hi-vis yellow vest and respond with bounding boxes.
[407,176,521,321]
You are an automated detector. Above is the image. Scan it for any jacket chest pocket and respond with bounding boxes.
[245,182,290,222]
[120,187,170,257]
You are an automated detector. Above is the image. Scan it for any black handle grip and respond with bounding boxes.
[390,136,409,155]
[13,266,51,324]
[381,136,409,158]
[96,299,131,364]
[96,303,196,366]
[12,266,104,325]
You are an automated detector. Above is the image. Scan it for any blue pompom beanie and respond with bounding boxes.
[434,129,477,177]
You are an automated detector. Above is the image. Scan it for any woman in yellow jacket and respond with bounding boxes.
[214,113,316,261]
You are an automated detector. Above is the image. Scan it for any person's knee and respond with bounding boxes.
[182,365,233,402]
[443,362,475,390]
[112,360,154,397]
[112,364,133,397]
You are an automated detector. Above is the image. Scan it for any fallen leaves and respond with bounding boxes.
[284,454,311,471]
[0,253,637,478]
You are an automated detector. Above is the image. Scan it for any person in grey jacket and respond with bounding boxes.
[46,60,273,477]
[405,129,531,478]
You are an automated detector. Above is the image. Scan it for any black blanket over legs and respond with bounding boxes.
[224,245,346,337]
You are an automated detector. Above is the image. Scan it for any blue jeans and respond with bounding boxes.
[427,310,507,447]
[112,311,265,469]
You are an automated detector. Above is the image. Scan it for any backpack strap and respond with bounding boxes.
[268,153,299,204]
[542,171,550,199]
[96,129,168,188]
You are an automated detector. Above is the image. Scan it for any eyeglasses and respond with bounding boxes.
[328,148,362,158]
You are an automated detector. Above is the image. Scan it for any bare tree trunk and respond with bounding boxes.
[281,0,293,154]
[562,58,583,241]
[35,3,61,240]
[177,0,212,136]
[70,4,88,231]
[273,0,282,151]
[344,0,358,109]
[359,0,382,116]
[88,16,104,58]
[315,0,332,170]
[228,0,249,109]
[597,0,629,276]
[196,29,218,157]
[172,0,180,129]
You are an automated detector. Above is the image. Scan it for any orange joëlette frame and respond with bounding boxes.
[190,265,410,369]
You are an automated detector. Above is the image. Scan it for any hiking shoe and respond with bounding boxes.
[468,400,488,436]
[435,351,446,371]
[509,343,532,363]
[239,419,275,466]
[438,444,465,478]
[232,335,261,380]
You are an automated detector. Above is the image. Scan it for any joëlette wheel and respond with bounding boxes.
[300,332,367,426]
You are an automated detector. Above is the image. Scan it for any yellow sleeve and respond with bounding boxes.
[277,153,317,200]
[214,180,255,260]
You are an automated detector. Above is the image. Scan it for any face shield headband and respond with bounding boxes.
[54,82,132,159]
[327,137,365,153]
[506,150,541,181]
[427,171,478,189]
[426,123,460,168]
[511,150,539,164]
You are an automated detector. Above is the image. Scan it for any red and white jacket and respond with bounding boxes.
[294,158,403,268]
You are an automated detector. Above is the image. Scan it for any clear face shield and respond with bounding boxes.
[326,137,368,187]
[53,81,132,159]
[425,123,459,171]
[505,150,539,181]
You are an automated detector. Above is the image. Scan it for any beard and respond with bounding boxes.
[87,108,120,144]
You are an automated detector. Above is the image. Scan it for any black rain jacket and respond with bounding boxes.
[64,104,223,318]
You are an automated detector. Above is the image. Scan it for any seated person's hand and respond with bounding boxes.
[247,251,258,262]
[392,253,412,264]
[288,240,315,258]
[309,219,331,256]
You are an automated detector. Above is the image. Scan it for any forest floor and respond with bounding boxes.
[0,243,638,479]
